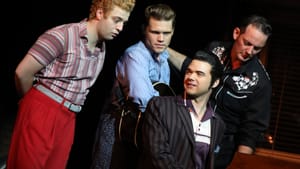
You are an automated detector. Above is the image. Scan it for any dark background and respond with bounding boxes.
[1,0,300,168]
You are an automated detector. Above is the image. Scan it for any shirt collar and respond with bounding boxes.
[177,96,214,121]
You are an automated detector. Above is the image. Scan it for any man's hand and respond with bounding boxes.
[238,145,254,154]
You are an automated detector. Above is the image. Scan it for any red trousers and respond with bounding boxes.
[6,87,76,169]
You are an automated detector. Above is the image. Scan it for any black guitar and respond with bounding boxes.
[117,82,176,148]
[152,81,176,96]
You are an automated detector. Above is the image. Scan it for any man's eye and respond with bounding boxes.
[254,47,262,51]
[113,17,124,24]
[185,70,192,74]
[197,72,204,76]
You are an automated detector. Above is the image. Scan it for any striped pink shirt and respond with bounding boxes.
[29,19,106,105]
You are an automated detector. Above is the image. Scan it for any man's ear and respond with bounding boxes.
[212,79,220,88]
[96,8,104,19]
[233,27,240,40]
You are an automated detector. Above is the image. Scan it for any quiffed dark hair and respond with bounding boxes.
[239,14,272,37]
[192,50,223,87]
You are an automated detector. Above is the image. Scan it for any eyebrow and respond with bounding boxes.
[243,39,264,50]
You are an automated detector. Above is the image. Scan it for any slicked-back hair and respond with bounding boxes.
[192,50,223,87]
[239,15,272,37]
[143,3,176,29]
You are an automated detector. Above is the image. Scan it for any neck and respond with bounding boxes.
[87,21,101,49]
[191,95,209,120]
[231,60,241,70]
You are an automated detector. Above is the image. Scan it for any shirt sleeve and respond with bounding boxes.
[143,97,182,168]
[238,79,272,149]
[116,50,159,112]
[28,28,64,66]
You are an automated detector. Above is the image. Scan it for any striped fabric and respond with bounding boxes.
[29,19,106,105]
[139,96,225,169]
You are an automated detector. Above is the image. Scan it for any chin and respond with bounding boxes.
[154,48,165,53]
[185,90,194,96]
[106,35,114,40]
[186,94,197,100]
[242,57,251,62]
[239,56,249,62]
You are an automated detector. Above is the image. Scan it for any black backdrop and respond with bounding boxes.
[1,0,274,168]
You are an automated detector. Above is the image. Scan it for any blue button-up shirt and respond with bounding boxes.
[116,41,170,112]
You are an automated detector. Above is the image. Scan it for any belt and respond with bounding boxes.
[34,84,82,113]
